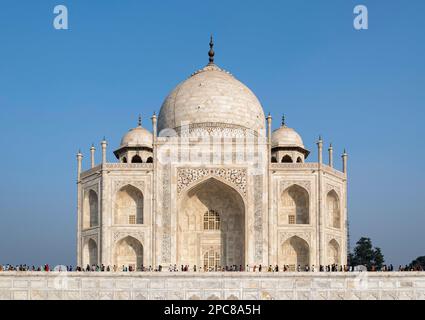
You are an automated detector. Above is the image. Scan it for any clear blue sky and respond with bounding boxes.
[0,0,424,267]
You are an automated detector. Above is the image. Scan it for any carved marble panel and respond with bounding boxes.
[280,180,311,195]
[177,167,247,197]
[279,232,312,247]
[326,234,341,246]
[254,175,263,262]
[82,233,98,244]
[113,231,145,245]
[112,180,145,194]
[82,182,99,196]
[161,166,171,263]
[326,183,341,198]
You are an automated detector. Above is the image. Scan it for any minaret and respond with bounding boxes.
[342,149,348,174]
[76,150,83,180]
[90,144,96,168]
[328,143,333,168]
[101,137,107,164]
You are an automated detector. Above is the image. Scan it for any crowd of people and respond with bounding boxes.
[0,263,423,272]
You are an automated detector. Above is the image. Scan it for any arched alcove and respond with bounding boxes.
[114,185,143,225]
[279,185,309,224]
[327,190,341,228]
[114,236,143,270]
[131,155,143,163]
[83,189,98,229]
[83,238,98,266]
[328,239,340,265]
[279,236,310,270]
[281,155,293,163]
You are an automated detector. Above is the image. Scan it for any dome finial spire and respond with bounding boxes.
[138,114,142,127]
[208,35,215,64]
[282,114,286,127]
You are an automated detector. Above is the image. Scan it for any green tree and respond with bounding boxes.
[409,256,425,270]
[373,247,384,269]
[347,252,355,266]
[351,237,385,270]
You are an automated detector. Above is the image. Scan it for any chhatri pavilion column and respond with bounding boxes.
[77,150,83,179]
[328,143,333,168]
[342,149,348,175]
[101,137,107,164]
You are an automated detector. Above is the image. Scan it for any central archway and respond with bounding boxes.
[178,178,245,268]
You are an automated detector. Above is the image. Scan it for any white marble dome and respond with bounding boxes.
[157,64,266,136]
[272,125,305,148]
[120,124,153,148]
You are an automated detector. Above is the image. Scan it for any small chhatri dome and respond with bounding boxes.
[271,115,305,148]
[157,36,266,136]
[119,115,153,148]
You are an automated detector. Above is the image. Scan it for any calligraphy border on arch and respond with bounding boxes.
[176,167,247,197]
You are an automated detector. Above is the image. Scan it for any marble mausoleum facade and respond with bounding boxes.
[76,39,349,271]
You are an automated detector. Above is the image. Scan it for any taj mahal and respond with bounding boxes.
[76,38,348,272]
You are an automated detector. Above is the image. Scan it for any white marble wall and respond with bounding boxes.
[1,272,424,300]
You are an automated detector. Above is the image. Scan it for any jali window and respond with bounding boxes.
[203,210,220,230]
[203,250,220,269]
